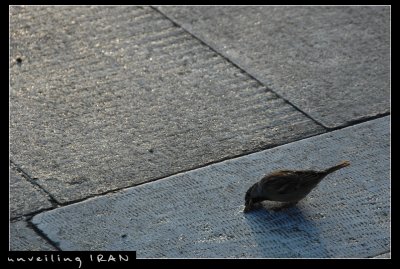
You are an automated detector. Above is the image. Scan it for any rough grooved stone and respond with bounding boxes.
[10,6,324,203]
[10,220,57,251]
[9,164,53,218]
[32,116,390,257]
[157,6,390,128]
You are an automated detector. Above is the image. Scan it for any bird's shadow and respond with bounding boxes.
[243,202,329,258]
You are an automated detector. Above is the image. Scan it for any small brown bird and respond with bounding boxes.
[244,161,350,213]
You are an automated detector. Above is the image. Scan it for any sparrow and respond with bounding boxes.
[244,161,350,212]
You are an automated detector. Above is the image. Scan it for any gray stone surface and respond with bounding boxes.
[9,164,53,219]
[10,220,57,251]
[157,6,390,128]
[372,252,391,259]
[10,6,324,203]
[32,116,390,257]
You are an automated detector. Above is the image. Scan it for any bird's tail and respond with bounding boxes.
[324,160,350,174]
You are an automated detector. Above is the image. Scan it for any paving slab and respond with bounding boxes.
[32,116,390,257]
[9,164,53,219]
[157,6,390,128]
[372,252,391,259]
[10,6,324,203]
[10,220,57,251]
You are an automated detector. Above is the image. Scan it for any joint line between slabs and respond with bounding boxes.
[151,6,327,130]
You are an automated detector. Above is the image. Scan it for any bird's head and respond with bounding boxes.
[244,185,255,212]
[245,187,252,205]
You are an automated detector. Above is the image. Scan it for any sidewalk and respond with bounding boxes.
[9,6,390,258]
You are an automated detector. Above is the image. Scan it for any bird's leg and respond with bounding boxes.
[271,201,298,212]
[286,201,298,207]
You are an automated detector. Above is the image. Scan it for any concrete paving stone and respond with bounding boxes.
[372,252,391,259]
[10,220,57,251]
[10,6,324,203]
[157,6,390,128]
[9,163,53,219]
[32,116,389,257]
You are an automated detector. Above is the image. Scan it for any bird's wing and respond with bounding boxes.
[261,170,322,195]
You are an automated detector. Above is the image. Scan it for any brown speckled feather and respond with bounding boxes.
[260,170,326,195]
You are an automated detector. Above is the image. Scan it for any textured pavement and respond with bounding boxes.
[372,252,391,259]
[157,6,390,128]
[32,117,390,257]
[10,6,323,204]
[9,163,53,219]
[10,6,390,257]
[10,220,57,251]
